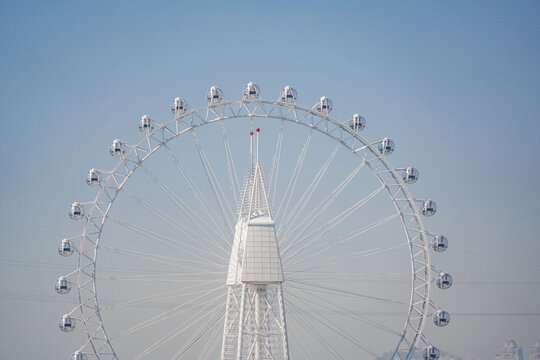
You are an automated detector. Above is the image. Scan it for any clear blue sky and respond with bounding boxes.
[1,1,539,359]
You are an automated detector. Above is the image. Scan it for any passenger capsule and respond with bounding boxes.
[55,276,71,295]
[207,86,224,104]
[403,167,419,184]
[59,314,76,332]
[378,137,395,155]
[280,86,297,103]
[138,115,154,134]
[243,82,260,100]
[421,199,437,216]
[72,351,87,360]
[58,239,74,257]
[171,97,186,115]
[436,272,453,290]
[433,309,450,327]
[109,139,125,157]
[424,346,440,360]
[432,235,449,252]
[86,168,101,187]
[349,114,366,132]
[316,96,333,114]
[68,202,84,221]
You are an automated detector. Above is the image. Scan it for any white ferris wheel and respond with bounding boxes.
[56,83,452,360]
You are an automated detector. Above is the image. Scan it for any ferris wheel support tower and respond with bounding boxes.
[221,129,289,360]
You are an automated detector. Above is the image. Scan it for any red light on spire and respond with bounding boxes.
[256,128,260,132]
[250,131,253,135]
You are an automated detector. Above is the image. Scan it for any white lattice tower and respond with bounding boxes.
[221,130,289,360]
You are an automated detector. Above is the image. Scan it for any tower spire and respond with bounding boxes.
[222,128,289,360]
[240,129,272,220]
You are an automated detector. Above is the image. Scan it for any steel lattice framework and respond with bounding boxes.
[57,84,451,360]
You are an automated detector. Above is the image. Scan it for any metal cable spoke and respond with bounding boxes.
[283,184,386,262]
[275,129,313,220]
[117,188,222,257]
[101,280,223,310]
[172,308,225,360]
[287,291,380,358]
[269,119,284,207]
[286,284,402,337]
[278,142,340,240]
[99,245,225,271]
[287,279,407,306]
[162,143,229,245]
[117,286,224,339]
[219,119,242,202]
[132,297,225,360]
[278,161,366,251]
[139,163,230,255]
[285,300,344,360]
[190,129,235,238]
[197,313,226,360]
[106,215,226,266]
[287,212,401,269]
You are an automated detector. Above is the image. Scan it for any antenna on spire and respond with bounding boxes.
[256,128,260,164]
[240,127,272,219]
[249,131,254,168]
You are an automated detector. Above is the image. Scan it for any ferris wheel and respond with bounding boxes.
[56,83,452,360]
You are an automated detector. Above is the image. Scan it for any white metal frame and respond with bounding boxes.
[59,92,448,360]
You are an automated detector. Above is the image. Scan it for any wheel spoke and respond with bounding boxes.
[99,245,225,272]
[286,284,403,337]
[286,279,407,306]
[283,184,386,263]
[287,291,381,358]
[107,215,226,266]
[285,299,344,360]
[275,129,312,221]
[287,212,401,268]
[278,142,340,240]
[219,120,242,203]
[163,143,230,246]
[117,286,224,338]
[278,160,367,251]
[138,163,230,255]
[190,129,235,238]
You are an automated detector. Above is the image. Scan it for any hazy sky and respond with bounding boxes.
[1,1,539,359]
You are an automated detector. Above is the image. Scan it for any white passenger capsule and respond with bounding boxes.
[432,235,448,252]
[378,137,395,155]
[280,86,297,103]
[109,139,125,157]
[316,96,333,114]
[207,86,224,104]
[421,199,437,216]
[138,115,154,134]
[403,167,419,184]
[424,346,440,360]
[436,272,453,290]
[58,239,74,257]
[55,276,71,295]
[59,314,76,332]
[68,202,84,221]
[171,97,186,115]
[86,168,101,187]
[433,309,450,327]
[349,114,366,132]
[72,351,87,360]
[243,82,260,100]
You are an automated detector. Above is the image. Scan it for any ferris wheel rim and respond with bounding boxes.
[74,96,433,360]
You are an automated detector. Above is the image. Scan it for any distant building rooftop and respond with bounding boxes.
[495,340,524,360]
